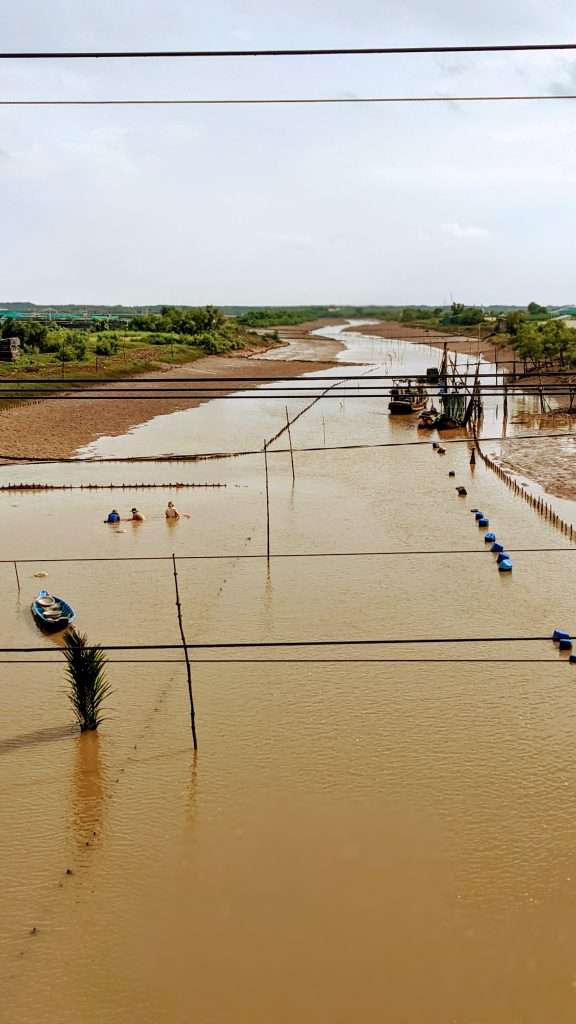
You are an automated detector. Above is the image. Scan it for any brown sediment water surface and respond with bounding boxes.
[2,324,576,1022]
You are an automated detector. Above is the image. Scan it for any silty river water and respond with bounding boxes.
[2,323,576,1023]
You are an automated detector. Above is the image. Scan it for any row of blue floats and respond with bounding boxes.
[552,630,576,663]
[470,509,513,572]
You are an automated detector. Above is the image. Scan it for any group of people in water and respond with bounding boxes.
[105,501,180,524]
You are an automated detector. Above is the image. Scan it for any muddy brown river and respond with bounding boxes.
[2,325,576,1023]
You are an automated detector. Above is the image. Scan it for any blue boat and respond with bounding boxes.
[31,590,76,631]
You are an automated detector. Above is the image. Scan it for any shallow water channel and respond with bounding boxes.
[2,325,576,1023]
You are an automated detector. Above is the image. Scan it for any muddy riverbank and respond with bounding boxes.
[343,320,576,502]
[344,319,518,365]
[0,334,343,461]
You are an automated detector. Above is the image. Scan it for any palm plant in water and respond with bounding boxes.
[64,631,111,732]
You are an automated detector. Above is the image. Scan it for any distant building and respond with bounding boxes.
[0,337,21,361]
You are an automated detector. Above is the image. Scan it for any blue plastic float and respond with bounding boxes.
[559,638,573,651]
[491,542,504,553]
[497,551,510,564]
[498,559,513,572]
[484,532,496,543]
[553,630,571,642]
[478,517,489,527]
[474,511,484,520]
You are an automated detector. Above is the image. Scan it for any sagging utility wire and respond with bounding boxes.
[0,636,559,653]
[0,431,573,465]
[3,42,576,59]
[4,95,576,107]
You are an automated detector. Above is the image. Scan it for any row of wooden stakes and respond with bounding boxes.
[0,482,226,491]
[475,444,575,540]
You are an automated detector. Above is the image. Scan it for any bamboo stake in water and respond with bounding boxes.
[285,405,295,483]
[13,560,20,594]
[264,439,271,560]
[171,553,198,750]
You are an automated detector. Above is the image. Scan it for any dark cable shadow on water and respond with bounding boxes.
[0,723,77,756]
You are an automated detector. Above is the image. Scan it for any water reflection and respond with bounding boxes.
[70,731,105,852]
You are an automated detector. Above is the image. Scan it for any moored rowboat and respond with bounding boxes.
[31,590,76,631]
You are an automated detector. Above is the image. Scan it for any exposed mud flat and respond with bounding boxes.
[0,340,342,462]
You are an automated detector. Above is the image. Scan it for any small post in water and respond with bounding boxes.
[13,560,20,595]
[264,439,271,561]
[171,553,198,750]
[285,406,295,484]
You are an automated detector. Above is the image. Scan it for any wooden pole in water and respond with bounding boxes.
[13,560,20,595]
[264,439,271,561]
[171,553,198,750]
[285,405,295,484]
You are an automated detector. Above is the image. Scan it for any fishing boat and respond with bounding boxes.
[388,378,428,415]
[31,590,76,631]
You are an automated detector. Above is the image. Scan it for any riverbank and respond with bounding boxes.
[0,331,344,462]
[326,319,576,504]
[343,319,519,366]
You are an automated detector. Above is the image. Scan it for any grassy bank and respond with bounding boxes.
[0,308,278,409]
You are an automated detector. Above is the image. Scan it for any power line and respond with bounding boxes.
[1,369,575,381]
[2,391,576,401]
[0,430,573,464]
[0,636,558,653]
[2,42,576,59]
[3,94,576,107]
[1,547,574,567]
[0,658,568,666]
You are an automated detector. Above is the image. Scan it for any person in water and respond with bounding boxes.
[106,510,120,523]
[131,507,145,521]
[165,501,180,520]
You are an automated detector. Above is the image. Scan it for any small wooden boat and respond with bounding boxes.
[389,379,428,415]
[31,590,76,631]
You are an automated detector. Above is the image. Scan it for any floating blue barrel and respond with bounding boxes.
[474,511,484,520]
[570,654,576,664]
[559,638,573,651]
[478,517,489,528]
[553,629,572,642]
[484,532,496,543]
[491,542,504,553]
[497,551,510,564]
[498,558,513,572]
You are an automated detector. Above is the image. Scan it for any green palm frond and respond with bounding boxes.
[64,631,112,732]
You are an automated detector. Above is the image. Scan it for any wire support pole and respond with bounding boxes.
[263,439,271,561]
[285,406,296,483]
[171,553,198,750]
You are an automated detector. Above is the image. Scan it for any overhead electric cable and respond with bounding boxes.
[3,95,576,107]
[0,658,569,666]
[0,430,573,464]
[1,42,576,59]
[0,636,557,653]
[0,547,575,566]
[1,370,574,382]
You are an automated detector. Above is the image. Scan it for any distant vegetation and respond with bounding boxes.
[1,300,575,379]
[0,306,273,381]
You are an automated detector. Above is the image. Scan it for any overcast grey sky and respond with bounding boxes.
[1,0,576,305]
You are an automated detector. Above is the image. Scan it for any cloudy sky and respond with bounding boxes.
[1,0,576,305]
